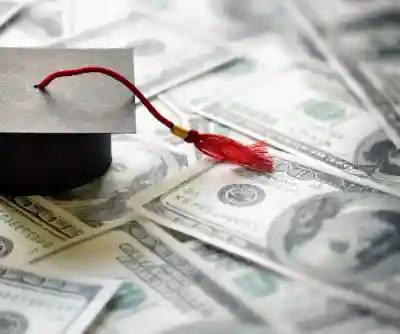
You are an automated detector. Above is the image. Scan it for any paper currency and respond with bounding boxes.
[183,239,400,334]
[32,219,277,334]
[177,60,400,194]
[0,263,121,334]
[133,149,400,311]
[0,196,126,265]
[47,135,190,227]
[50,10,235,98]
[282,0,400,151]
[162,46,314,114]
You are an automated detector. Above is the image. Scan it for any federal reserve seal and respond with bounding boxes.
[0,311,28,334]
[0,237,13,258]
[218,184,265,207]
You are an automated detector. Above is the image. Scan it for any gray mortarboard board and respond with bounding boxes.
[0,47,136,195]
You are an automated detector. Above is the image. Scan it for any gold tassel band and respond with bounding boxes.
[171,124,189,140]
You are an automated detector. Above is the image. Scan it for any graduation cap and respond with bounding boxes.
[0,47,273,195]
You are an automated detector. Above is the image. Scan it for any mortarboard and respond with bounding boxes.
[0,47,136,194]
[0,47,273,195]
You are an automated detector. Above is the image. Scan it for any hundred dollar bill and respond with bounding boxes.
[0,263,121,334]
[49,10,236,98]
[45,135,190,227]
[281,0,400,150]
[181,239,400,334]
[31,219,281,334]
[133,149,400,312]
[0,196,129,265]
[162,46,316,114]
[183,61,400,195]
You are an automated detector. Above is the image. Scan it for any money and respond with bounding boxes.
[133,149,400,312]
[178,59,400,195]
[32,219,276,334]
[50,10,236,98]
[47,135,190,227]
[0,263,121,334]
[182,239,400,334]
[0,196,123,265]
[282,0,400,151]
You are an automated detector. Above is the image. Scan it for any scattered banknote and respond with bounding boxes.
[31,218,286,334]
[289,0,400,61]
[0,263,121,334]
[133,149,400,311]
[174,59,400,194]
[162,45,317,114]
[181,239,400,334]
[50,10,236,98]
[0,196,128,265]
[46,135,190,227]
[283,0,400,151]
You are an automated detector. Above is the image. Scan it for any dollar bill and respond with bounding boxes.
[0,196,127,265]
[46,135,190,227]
[179,60,400,195]
[181,239,400,334]
[282,0,400,150]
[162,46,316,114]
[133,149,400,312]
[0,263,121,334]
[49,10,236,98]
[31,219,283,334]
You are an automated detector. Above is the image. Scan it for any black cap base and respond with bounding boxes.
[0,134,112,195]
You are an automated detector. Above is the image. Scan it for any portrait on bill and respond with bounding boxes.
[268,192,400,282]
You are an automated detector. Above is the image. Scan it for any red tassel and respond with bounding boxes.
[34,66,274,172]
[185,130,273,172]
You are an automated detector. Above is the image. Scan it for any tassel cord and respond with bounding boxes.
[34,66,273,172]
